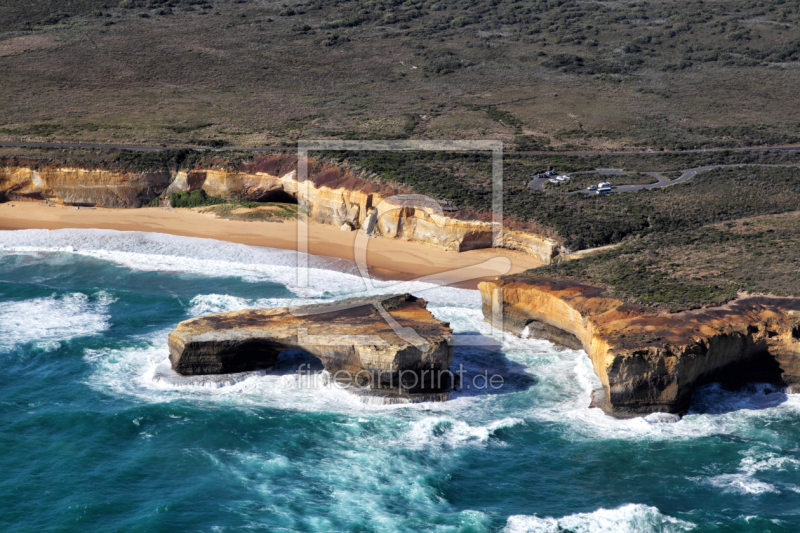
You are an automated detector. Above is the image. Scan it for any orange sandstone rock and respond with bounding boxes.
[479,277,800,417]
[0,165,171,207]
[168,294,455,401]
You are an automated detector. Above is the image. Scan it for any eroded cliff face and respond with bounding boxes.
[372,195,491,252]
[479,277,800,417]
[367,195,560,261]
[0,156,562,261]
[199,170,561,258]
[0,165,171,207]
[168,293,455,401]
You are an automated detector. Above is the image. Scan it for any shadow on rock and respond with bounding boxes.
[688,382,788,415]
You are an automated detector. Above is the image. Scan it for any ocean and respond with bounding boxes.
[1,228,799,532]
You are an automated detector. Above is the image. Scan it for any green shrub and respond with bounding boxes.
[168,189,226,208]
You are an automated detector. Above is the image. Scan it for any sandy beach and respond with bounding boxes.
[0,202,543,289]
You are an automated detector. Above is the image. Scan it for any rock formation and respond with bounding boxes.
[168,294,456,401]
[479,276,800,417]
[370,194,559,262]
[0,155,562,262]
[0,165,171,207]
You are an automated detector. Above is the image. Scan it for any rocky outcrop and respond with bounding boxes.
[168,294,456,401]
[0,155,563,262]
[372,195,492,252]
[479,277,800,417]
[0,165,171,207]
[493,227,561,264]
[365,194,557,259]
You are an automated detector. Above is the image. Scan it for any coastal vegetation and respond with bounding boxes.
[321,150,800,310]
[661,171,684,181]
[167,189,224,208]
[199,202,298,222]
[533,210,800,312]
[2,0,800,150]
[167,188,298,221]
[514,166,800,250]
[5,1,800,524]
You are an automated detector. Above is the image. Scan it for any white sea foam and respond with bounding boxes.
[518,349,800,442]
[644,412,682,424]
[186,294,316,316]
[149,359,270,389]
[13,228,800,531]
[80,306,535,420]
[698,446,800,495]
[0,291,113,352]
[83,304,800,446]
[705,474,778,495]
[212,438,494,533]
[739,448,800,476]
[504,503,694,533]
[0,228,481,306]
[402,416,525,449]
[161,394,496,531]
[429,293,800,444]
[187,294,264,315]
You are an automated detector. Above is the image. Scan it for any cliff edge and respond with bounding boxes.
[479,277,800,417]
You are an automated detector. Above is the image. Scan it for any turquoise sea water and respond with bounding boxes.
[2,228,800,532]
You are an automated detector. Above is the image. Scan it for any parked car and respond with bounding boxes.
[559,175,571,181]
[548,178,560,184]
[588,185,598,191]
[547,170,558,176]
[599,182,612,189]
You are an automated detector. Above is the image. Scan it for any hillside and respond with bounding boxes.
[1,0,800,150]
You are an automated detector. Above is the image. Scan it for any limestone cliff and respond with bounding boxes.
[168,294,456,400]
[370,195,560,261]
[0,165,171,207]
[0,155,562,262]
[170,160,561,259]
[479,277,800,417]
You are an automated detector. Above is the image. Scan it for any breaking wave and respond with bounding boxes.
[504,504,694,533]
[0,291,113,352]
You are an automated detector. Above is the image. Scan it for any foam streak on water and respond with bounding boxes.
[0,291,113,352]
